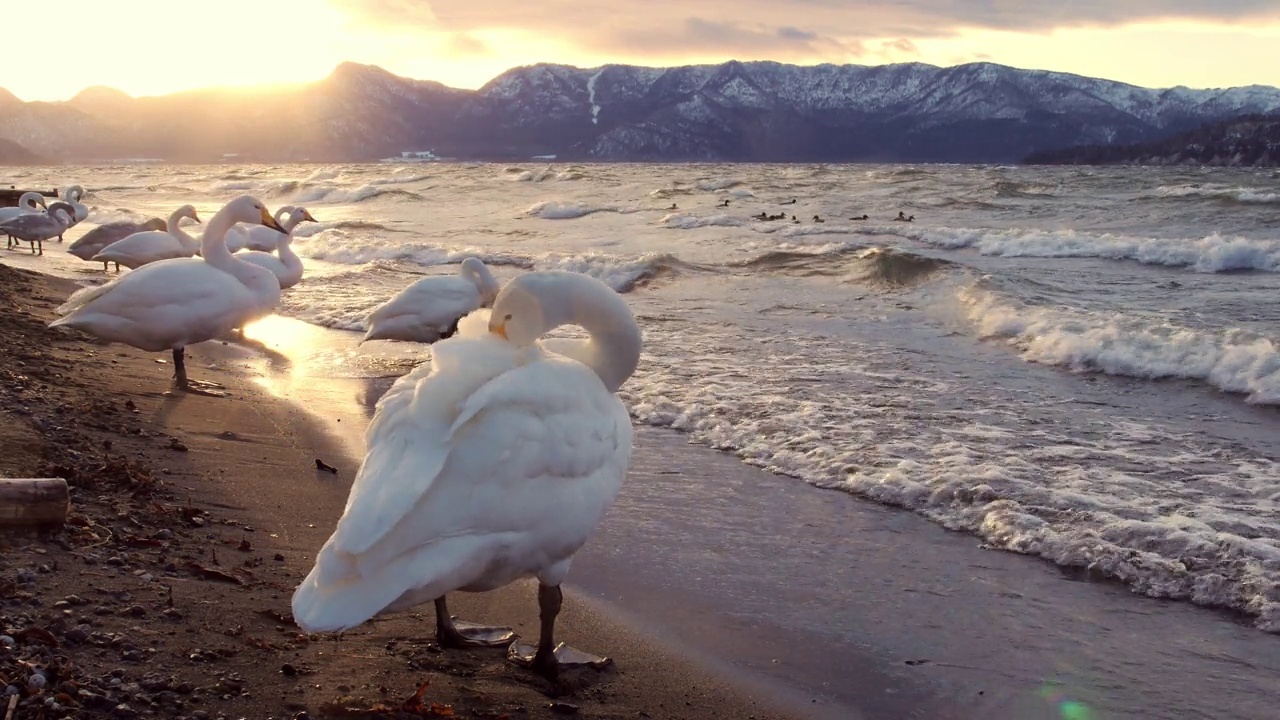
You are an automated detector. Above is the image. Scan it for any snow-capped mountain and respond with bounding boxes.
[3,60,1280,163]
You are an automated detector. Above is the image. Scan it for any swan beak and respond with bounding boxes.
[191,210,202,223]
[489,322,507,339]
[260,207,287,233]
[302,210,317,222]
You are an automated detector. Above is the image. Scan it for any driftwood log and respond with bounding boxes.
[0,478,69,528]
[0,188,58,207]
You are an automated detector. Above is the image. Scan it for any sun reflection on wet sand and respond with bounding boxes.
[236,314,425,457]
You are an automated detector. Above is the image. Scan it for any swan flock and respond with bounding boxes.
[37,188,643,681]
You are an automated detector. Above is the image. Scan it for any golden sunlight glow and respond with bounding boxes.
[6,0,350,100]
[905,21,1280,89]
[8,3,1280,101]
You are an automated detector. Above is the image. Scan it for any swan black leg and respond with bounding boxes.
[507,583,612,677]
[172,347,227,397]
[434,595,516,649]
[530,584,563,679]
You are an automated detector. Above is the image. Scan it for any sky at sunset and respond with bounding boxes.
[7,0,1280,101]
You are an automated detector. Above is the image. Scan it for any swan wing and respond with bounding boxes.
[91,231,184,264]
[363,277,480,341]
[222,226,248,253]
[293,342,631,632]
[51,260,252,350]
[239,251,286,277]
[244,226,285,252]
[68,222,139,258]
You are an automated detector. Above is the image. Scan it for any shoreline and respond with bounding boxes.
[5,262,1280,719]
[0,263,800,720]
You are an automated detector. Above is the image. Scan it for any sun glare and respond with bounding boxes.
[908,20,1280,89]
[8,0,350,100]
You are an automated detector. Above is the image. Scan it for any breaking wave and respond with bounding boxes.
[1149,185,1280,205]
[957,286,1280,404]
[895,225,1280,273]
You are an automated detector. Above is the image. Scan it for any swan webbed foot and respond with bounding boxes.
[433,596,516,649]
[177,378,229,397]
[507,642,612,679]
[437,620,517,648]
[172,347,228,397]
[505,583,611,679]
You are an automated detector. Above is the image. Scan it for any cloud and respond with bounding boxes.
[879,38,920,56]
[598,17,864,61]
[331,0,1280,38]
[324,0,1280,72]
[445,33,489,56]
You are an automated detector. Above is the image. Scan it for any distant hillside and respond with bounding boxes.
[5,61,1280,163]
[1024,114,1280,166]
[0,137,39,165]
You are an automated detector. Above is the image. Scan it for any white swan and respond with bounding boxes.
[361,257,500,344]
[237,207,316,289]
[50,196,287,395]
[2,202,77,255]
[0,192,47,224]
[62,185,90,223]
[68,217,169,271]
[291,270,642,679]
[90,205,201,270]
[223,205,292,253]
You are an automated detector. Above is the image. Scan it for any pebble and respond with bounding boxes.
[27,674,47,689]
[0,635,14,649]
[16,569,36,584]
[66,627,90,643]
[113,703,138,718]
[124,604,148,617]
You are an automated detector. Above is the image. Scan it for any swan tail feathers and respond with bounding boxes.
[54,282,115,317]
[291,536,478,633]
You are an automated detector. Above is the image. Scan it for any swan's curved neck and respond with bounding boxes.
[464,263,500,305]
[200,209,241,272]
[282,215,306,234]
[165,209,197,253]
[544,279,641,393]
[19,193,41,211]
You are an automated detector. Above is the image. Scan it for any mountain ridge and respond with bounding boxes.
[4,60,1280,164]
[1025,113,1280,166]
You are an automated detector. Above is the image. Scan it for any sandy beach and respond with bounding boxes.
[0,263,799,720]
[4,260,1279,720]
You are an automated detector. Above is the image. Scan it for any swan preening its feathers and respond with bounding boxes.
[50,195,287,394]
[293,270,642,678]
[361,257,500,343]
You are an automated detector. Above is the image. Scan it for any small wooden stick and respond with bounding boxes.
[5,693,18,720]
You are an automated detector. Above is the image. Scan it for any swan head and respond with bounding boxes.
[226,195,287,233]
[176,204,201,225]
[486,271,603,345]
[46,202,76,224]
[290,207,317,225]
[64,185,85,202]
